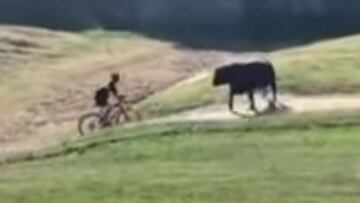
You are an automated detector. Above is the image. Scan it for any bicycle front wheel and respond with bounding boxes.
[78,113,103,136]
[126,109,142,121]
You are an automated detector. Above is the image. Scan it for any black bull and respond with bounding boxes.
[213,62,278,112]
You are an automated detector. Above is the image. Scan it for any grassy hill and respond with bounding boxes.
[2,26,360,154]
[1,111,360,202]
[140,34,360,117]
[2,26,360,202]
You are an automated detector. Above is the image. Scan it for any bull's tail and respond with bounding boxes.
[269,63,278,106]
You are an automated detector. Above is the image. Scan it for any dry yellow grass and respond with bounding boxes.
[0,26,224,155]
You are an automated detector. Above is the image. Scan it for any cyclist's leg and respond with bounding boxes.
[97,106,105,124]
[102,104,114,126]
[118,101,130,121]
[97,102,111,125]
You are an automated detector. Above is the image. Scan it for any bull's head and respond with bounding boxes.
[213,66,230,86]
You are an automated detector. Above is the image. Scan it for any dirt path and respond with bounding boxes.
[157,94,360,122]
[2,93,360,158]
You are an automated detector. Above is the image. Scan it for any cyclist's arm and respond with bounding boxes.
[109,84,126,105]
[108,82,119,98]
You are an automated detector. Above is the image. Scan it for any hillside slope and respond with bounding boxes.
[2,27,360,202]
[2,26,360,156]
[0,26,226,155]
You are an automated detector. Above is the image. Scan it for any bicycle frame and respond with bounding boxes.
[113,101,130,121]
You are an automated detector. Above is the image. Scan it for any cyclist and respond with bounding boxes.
[94,73,127,125]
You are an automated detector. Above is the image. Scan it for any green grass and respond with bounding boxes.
[139,34,360,116]
[272,35,360,94]
[2,111,360,202]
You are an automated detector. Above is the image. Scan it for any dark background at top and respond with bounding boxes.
[1,0,359,50]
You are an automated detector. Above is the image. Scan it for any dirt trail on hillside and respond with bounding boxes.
[157,94,360,123]
[2,94,360,157]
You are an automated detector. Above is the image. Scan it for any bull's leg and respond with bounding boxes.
[269,82,278,110]
[268,99,276,110]
[261,87,269,98]
[228,91,234,112]
[248,91,257,112]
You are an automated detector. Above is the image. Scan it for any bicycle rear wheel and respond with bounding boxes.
[78,113,103,136]
[108,109,140,126]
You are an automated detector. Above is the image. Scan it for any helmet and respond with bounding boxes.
[111,73,120,82]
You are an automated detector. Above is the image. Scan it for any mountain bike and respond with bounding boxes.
[78,96,141,136]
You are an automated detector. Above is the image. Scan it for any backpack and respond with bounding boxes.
[94,87,109,106]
